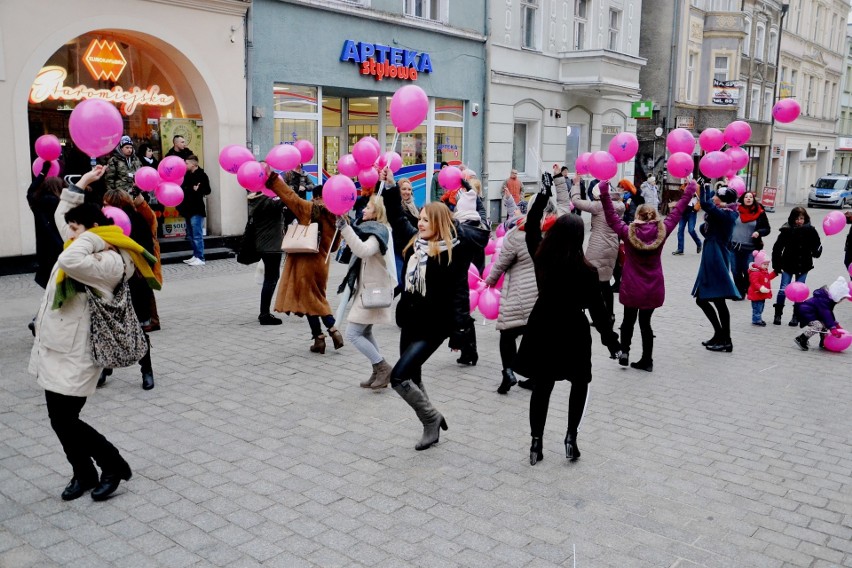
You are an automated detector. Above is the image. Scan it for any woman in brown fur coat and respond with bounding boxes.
[265,168,344,354]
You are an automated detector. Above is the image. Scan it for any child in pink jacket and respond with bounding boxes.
[746,249,777,326]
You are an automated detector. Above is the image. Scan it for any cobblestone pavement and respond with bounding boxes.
[1,206,851,568]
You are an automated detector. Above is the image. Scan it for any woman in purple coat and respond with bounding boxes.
[600,179,697,372]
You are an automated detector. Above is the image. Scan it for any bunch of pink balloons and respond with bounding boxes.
[33,134,62,177]
[482,262,505,289]
[784,282,809,303]
[336,136,404,189]
[68,99,124,159]
[476,287,501,320]
[467,263,503,319]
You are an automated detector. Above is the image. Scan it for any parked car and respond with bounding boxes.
[808,174,852,208]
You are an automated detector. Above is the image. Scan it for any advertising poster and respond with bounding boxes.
[159,119,204,168]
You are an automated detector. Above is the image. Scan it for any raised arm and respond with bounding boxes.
[525,187,548,259]
[663,179,698,234]
[599,181,629,240]
[265,171,313,224]
[56,231,126,291]
[553,174,571,216]
[381,175,418,245]
[570,179,602,214]
[25,163,50,207]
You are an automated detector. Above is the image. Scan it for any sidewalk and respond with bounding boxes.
[0,206,850,567]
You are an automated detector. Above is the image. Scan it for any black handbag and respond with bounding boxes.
[237,218,261,265]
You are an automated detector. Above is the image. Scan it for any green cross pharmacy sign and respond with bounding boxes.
[631,100,653,119]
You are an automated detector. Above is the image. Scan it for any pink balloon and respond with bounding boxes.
[237,161,267,191]
[666,152,694,178]
[294,140,314,163]
[784,282,809,303]
[323,175,358,215]
[699,151,733,179]
[495,224,507,238]
[158,156,187,183]
[383,151,403,173]
[68,99,124,158]
[588,151,618,181]
[260,187,278,198]
[724,121,752,147]
[438,166,463,190]
[155,182,184,208]
[337,154,360,177]
[824,329,852,352]
[772,99,801,124]
[266,144,301,172]
[575,152,592,175]
[469,288,480,313]
[353,138,380,168]
[35,134,62,161]
[495,236,504,251]
[468,263,481,289]
[608,132,639,163]
[727,176,746,196]
[823,211,847,236]
[477,287,501,320]
[724,168,738,179]
[102,206,131,236]
[698,128,725,153]
[134,166,160,192]
[485,239,497,256]
[362,136,381,155]
[219,145,254,174]
[32,158,60,178]
[725,147,749,170]
[666,128,696,155]
[390,85,429,133]
[375,153,388,169]
[358,167,379,190]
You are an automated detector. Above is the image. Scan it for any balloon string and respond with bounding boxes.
[378,130,402,197]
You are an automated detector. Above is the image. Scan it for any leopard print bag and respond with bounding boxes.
[86,274,148,368]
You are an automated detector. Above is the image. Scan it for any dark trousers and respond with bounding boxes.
[696,298,731,340]
[45,390,124,481]
[390,328,445,389]
[620,307,655,361]
[730,247,754,298]
[499,326,526,370]
[307,314,336,337]
[260,253,282,315]
[600,281,615,322]
[529,379,589,438]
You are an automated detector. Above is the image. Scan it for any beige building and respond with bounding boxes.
[770,0,849,204]
[0,0,249,260]
[833,23,852,174]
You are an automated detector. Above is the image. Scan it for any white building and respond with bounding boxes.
[833,22,852,174]
[485,0,645,216]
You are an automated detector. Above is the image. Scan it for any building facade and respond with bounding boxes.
[0,0,250,260]
[486,0,645,215]
[832,23,852,174]
[771,0,848,204]
[249,0,487,208]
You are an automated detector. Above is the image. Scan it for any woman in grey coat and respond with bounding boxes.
[570,175,625,321]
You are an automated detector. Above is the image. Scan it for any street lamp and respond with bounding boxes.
[765,3,790,202]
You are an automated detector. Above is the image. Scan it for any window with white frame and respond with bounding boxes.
[790,69,798,97]
[512,123,528,173]
[686,51,697,102]
[755,22,765,61]
[805,75,814,115]
[713,55,730,82]
[812,5,821,43]
[763,90,772,120]
[521,0,540,50]
[608,9,622,51]
[574,0,587,50]
[750,86,760,119]
[691,0,704,8]
[743,15,751,56]
[768,28,778,63]
[830,13,837,51]
[823,80,830,117]
[712,0,735,10]
[737,85,747,118]
[404,0,444,21]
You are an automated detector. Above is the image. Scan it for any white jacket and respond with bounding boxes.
[340,223,397,326]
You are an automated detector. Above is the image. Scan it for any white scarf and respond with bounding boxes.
[404,238,458,296]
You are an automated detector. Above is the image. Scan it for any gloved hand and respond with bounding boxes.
[541,171,554,190]
[830,325,843,338]
[335,216,349,230]
[41,160,52,175]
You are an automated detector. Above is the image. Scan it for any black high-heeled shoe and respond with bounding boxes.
[529,437,543,465]
[564,431,581,461]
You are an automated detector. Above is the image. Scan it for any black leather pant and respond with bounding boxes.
[390,328,445,389]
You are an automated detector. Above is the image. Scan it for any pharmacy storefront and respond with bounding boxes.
[1,0,248,261]
[250,1,486,206]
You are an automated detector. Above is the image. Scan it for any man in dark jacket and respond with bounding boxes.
[166,135,193,160]
[178,156,211,266]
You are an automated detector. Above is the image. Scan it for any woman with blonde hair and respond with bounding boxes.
[600,179,697,372]
[336,195,397,389]
[383,169,488,450]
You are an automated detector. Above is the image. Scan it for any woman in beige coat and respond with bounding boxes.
[30,167,135,502]
[570,175,626,320]
[337,196,398,389]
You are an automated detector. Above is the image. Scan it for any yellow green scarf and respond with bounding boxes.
[53,226,161,310]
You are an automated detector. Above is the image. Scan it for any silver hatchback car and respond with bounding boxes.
[808,175,852,209]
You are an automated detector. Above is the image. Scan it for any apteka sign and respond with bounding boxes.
[340,40,433,82]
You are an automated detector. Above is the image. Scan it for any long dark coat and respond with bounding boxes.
[692,186,740,300]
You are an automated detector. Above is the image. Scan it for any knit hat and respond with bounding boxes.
[119,135,133,148]
[716,186,738,204]
[752,249,768,266]
[828,277,852,302]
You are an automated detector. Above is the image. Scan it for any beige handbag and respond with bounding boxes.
[281,221,319,253]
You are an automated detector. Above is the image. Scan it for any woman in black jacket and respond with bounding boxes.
[247,192,285,325]
[27,163,65,290]
[729,191,771,298]
[513,184,620,465]
[771,207,823,326]
[382,168,488,451]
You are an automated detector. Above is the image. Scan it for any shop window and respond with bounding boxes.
[322,97,342,127]
[349,97,379,121]
[434,98,464,122]
[521,0,540,50]
[348,125,379,149]
[273,84,318,113]
[392,127,427,166]
[274,119,317,150]
[513,123,528,173]
[434,126,463,165]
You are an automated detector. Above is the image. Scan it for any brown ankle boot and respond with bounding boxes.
[360,364,378,388]
[370,360,393,390]
[310,335,326,354]
[329,327,344,350]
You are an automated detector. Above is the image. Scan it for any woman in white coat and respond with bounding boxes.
[30,166,143,501]
[337,195,398,389]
